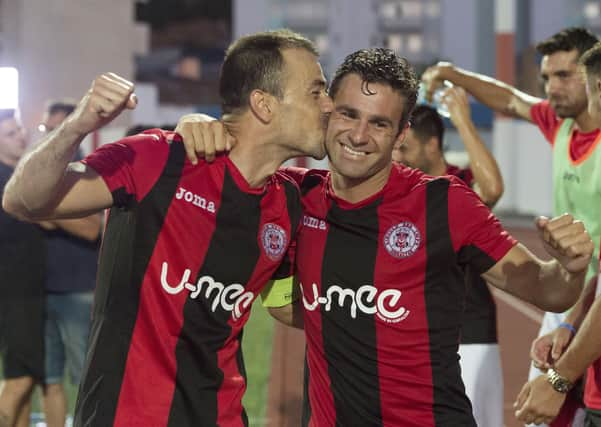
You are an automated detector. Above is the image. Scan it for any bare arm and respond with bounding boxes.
[46,214,103,242]
[267,302,304,329]
[552,281,601,384]
[482,215,593,312]
[2,73,136,220]
[443,87,504,206]
[423,62,542,122]
[514,275,600,425]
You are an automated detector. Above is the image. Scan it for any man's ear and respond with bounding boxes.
[249,89,276,124]
[596,78,601,103]
[395,122,410,146]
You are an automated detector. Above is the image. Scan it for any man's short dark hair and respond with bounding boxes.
[219,29,318,114]
[409,105,444,150]
[580,41,601,80]
[536,27,599,58]
[0,109,17,125]
[46,99,77,117]
[329,48,418,131]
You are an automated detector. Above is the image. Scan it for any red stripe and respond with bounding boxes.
[296,211,334,425]
[375,190,435,427]
[113,161,225,425]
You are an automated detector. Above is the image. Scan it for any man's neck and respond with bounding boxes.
[227,136,288,188]
[330,163,392,204]
[427,157,447,177]
[573,109,599,133]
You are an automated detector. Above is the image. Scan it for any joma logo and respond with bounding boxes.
[175,187,216,213]
[303,215,327,230]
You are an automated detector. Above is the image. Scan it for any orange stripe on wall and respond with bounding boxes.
[495,33,515,119]
[496,33,515,86]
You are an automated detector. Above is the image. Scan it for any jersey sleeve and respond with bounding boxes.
[279,166,309,186]
[447,179,517,275]
[82,130,171,208]
[271,236,297,280]
[260,276,300,308]
[530,100,561,146]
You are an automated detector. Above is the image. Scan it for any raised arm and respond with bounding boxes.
[443,86,504,206]
[422,62,542,122]
[482,215,593,312]
[2,73,137,220]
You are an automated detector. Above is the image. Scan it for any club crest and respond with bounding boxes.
[261,223,288,261]
[384,222,421,259]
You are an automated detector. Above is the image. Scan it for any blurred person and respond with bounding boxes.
[2,29,332,427]
[0,109,46,427]
[515,41,601,427]
[394,97,505,427]
[177,48,593,426]
[37,100,102,427]
[423,26,600,427]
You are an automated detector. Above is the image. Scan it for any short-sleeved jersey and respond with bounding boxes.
[530,100,601,161]
[445,165,497,344]
[288,164,515,427]
[77,130,302,427]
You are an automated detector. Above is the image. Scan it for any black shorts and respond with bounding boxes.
[586,408,601,427]
[0,271,46,381]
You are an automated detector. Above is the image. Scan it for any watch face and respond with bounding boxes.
[548,369,572,394]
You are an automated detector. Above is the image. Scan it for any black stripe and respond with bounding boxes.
[300,173,324,196]
[424,178,476,426]
[236,330,249,427]
[167,168,263,427]
[74,142,186,426]
[301,352,311,427]
[272,179,302,279]
[321,199,382,426]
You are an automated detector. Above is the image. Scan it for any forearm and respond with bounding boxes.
[455,119,503,207]
[50,214,102,242]
[554,294,601,383]
[3,120,85,218]
[533,261,585,312]
[267,302,304,329]
[564,276,598,328]
[441,66,517,112]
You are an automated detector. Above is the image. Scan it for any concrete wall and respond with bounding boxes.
[0,0,146,137]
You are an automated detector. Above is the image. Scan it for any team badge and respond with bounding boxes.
[384,222,421,259]
[261,223,288,261]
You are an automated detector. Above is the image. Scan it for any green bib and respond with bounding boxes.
[552,118,601,281]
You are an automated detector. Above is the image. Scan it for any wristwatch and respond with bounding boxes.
[546,368,574,394]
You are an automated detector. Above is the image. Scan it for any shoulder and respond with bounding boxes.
[279,167,328,195]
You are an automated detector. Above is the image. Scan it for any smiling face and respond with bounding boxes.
[325,73,408,185]
[540,49,588,118]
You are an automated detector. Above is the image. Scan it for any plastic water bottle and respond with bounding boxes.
[417,80,453,118]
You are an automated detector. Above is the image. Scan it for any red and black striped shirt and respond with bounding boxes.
[77,130,301,427]
[288,164,515,427]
